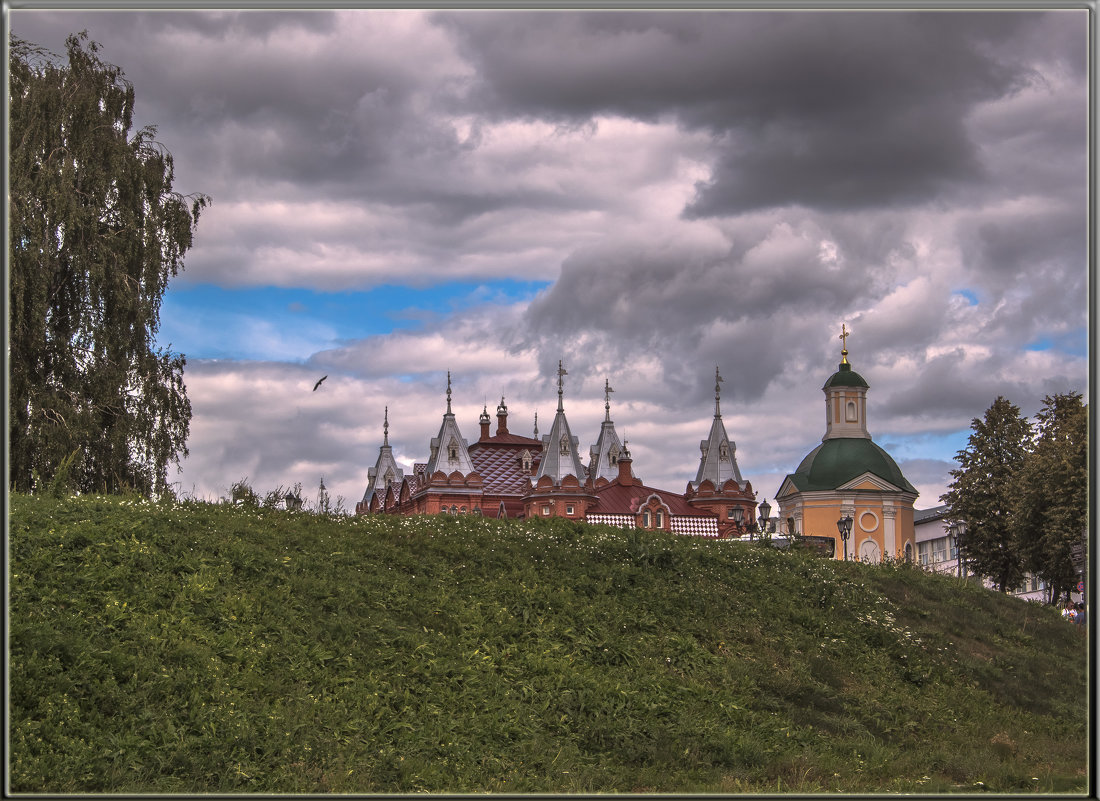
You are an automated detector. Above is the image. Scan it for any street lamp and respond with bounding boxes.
[731,506,744,538]
[757,499,772,543]
[949,521,967,578]
[836,514,853,561]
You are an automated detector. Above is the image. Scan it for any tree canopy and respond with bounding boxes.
[941,396,1032,593]
[1013,392,1088,604]
[9,32,208,496]
[942,392,1088,602]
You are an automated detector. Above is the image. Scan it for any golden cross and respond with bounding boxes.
[839,324,850,364]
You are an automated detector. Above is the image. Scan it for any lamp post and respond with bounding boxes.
[731,506,744,539]
[949,521,967,578]
[836,514,853,561]
[757,499,771,543]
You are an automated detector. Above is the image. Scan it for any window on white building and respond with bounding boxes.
[917,541,931,565]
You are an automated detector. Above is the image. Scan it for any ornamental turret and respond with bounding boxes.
[685,366,756,537]
[525,360,596,519]
[356,406,405,514]
[589,378,633,484]
[425,371,475,476]
[532,361,587,485]
[822,323,871,441]
[691,366,745,491]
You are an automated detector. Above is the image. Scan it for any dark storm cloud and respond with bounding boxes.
[435,10,1040,214]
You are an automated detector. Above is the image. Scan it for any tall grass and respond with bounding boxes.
[9,493,1088,793]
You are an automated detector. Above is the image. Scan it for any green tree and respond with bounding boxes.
[941,397,1032,593]
[9,32,208,496]
[1013,392,1088,604]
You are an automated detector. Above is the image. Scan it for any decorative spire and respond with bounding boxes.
[839,323,850,365]
[533,410,539,438]
[604,378,614,422]
[383,405,389,446]
[446,370,453,413]
[557,360,567,412]
[622,436,630,459]
[479,403,490,425]
[714,366,724,417]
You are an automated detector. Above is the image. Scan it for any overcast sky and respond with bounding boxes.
[9,8,1090,515]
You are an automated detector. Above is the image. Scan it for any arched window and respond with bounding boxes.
[609,445,619,466]
[656,510,664,529]
[448,438,459,462]
[560,435,570,455]
[642,510,651,528]
[460,506,467,514]
[846,401,858,422]
[450,505,458,514]
[719,443,730,462]
[904,542,913,563]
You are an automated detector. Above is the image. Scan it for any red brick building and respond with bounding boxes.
[356,364,759,538]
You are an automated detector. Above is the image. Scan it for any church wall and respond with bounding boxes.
[780,491,916,563]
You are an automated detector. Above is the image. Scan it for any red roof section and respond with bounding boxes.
[468,440,543,496]
[589,481,710,517]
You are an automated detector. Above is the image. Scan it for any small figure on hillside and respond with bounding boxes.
[1074,603,1086,627]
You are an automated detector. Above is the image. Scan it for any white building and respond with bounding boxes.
[914,505,1052,603]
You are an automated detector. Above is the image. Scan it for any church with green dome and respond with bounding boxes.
[775,326,918,562]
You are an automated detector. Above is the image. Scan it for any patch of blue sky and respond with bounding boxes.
[878,429,971,465]
[953,288,979,305]
[1024,328,1088,357]
[155,279,550,362]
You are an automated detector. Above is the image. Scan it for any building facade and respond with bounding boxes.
[914,504,1058,603]
[356,364,759,538]
[775,328,918,562]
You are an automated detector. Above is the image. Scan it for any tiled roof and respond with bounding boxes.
[585,512,719,537]
[590,482,707,517]
[477,432,543,447]
[469,442,542,496]
[914,504,950,523]
[586,514,635,528]
[670,517,720,537]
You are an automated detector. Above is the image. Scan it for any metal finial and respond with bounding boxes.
[604,378,614,422]
[533,410,539,438]
[383,405,389,446]
[557,360,567,412]
[715,366,724,417]
[839,323,850,365]
[446,370,452,413]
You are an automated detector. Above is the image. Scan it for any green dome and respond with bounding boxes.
[822,362,869,389]
[788,437,916,493]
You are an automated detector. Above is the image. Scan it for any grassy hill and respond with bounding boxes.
[8,493,1088,794]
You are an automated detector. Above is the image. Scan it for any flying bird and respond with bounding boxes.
[312,375,328,392]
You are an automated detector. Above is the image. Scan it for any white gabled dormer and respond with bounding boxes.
[691,366,744,490]
[362,406,405,507]
[533,360,587,486]
[425,371,475,475]
[589,378,634,483]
